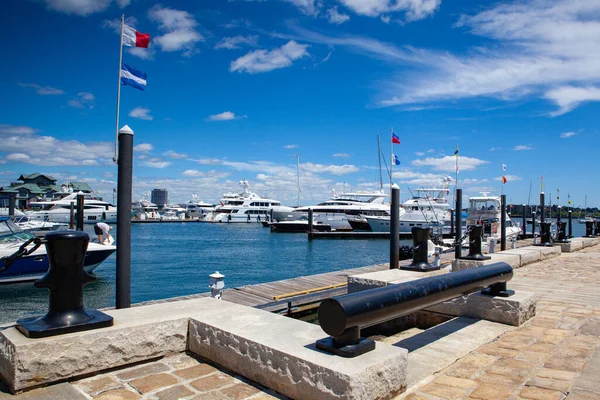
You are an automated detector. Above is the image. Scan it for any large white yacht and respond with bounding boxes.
[366,180,452,234]
[467,193,521,242]
[131,198,160,221]
[271,190,390,231]
[180,195,214,219]
[26,192,117,224]
[208,180,282,223]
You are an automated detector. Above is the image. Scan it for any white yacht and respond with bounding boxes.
[272,190,389,231]
[467,193,521,242]
[160,204,187,221]
[26,192,117,224]
[131,198,160,221]
[209,180,282,223]
[366,182,452,234]
[180,195,214,219]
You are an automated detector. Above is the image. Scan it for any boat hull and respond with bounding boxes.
[270,222,331,233]
[27,210,117,224]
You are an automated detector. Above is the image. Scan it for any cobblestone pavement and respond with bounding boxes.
[400,246,600,400]
[72,353,286,400]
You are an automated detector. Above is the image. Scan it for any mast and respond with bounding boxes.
[296,154,300,207]
[114,14,124,163]
[377,134,383,192]
[390,127,393,198]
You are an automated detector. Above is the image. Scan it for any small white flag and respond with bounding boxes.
[501,163,506,171]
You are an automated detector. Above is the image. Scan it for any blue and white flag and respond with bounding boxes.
[121,63,147,91]
[393,153,401,165]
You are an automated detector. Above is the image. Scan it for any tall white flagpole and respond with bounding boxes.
[114,14,125,163]
[501,161,504,195]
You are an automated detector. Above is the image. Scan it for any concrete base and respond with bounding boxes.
[452,245,561,271]
[425,291,539,326]
[188,298,408,400]
[581,237,600,248]
[0,299,209,394]
[348,266,451,293]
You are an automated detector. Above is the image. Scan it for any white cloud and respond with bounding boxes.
[497,175,521,182]
[18,83,64,95]
[327,7,350,24]
[230,41,309,74]
[44,0,112,16]
[412,155,488,172]
[301,162,359,175]
[134,143,154,152]
[164,150,188,159]
[560,131,578,139]
[489,147,501,152]
[207,111,247,121]
[339,0,441,22]
[5,153,32,162]
[215,35,259,50]
[0,125,37,135]
[129,107,153,121]
[141,158,171,168]
[148,5,204,56]
[544,86,600,116]
[415,152,425,156]
[513,145,533,151]
[391,170,452,186]
[192,158,223,165]
[333,153,350,158]
[283,0,320,16]
[182,170,230,179]
[68,92,95,109]
[284,144,298,149]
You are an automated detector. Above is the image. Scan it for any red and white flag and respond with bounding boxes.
[122,24,150,48]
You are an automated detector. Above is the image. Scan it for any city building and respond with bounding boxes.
[151,189,168,207]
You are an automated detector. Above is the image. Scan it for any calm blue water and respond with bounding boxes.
[0,223,393,324]
[0,220,588,324]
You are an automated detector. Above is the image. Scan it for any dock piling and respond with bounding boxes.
[116,125,134,309]
[522,205,527,237]
[501,194,507,251]
[455,189,462,259]
[76,194,84,231]
[8,193,16,216]
[568,210,573,238]
[308,208,313,240]
[390,184,400,269]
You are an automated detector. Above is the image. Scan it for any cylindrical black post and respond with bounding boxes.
[522,205,527,237]
[308,208,313,240]
[116,125,134,309]
[455,189,462,259]
[585,221,594,237]
[449,209,454,237]
[390,184,400,269]
[501,194,507,251]
[76,194,84,231]
[8,193,16,216]
[69,203,75,230]
[532,211,537,240]
[540,193,545,225]
[270,208,274,223]
[557,206,561,223]
[595,221,600,237]
[568,210,573,238]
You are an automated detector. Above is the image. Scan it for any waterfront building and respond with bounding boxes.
[151,189,168,207]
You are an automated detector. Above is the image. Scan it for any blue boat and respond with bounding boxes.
[0,217,115,284]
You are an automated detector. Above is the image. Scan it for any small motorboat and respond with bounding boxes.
[0,217,115,284]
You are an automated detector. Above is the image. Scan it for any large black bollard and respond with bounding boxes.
[584,221,594,237]
[116,125,134,309]
[455,189,462,259]
[401,227,439,271]
[555,221,569,243]
[390,185,400,270]
[460,225,491,260]
[501,195,507,251]
[568,210,573,238]
[16,231,113,338]
[521,205,527,238]
[536,222,553,246]
[76,194,84,231]
[540,193,545,225]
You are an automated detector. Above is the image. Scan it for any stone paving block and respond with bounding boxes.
[475,372,525,388]
[94,388,142,400]
[75,376,123,396]
[188,298,408,400]
[219,383,261,399]
[116,363,170,381]
[571,347,600,395]
[155,385,195,400]
[190,374,235,392]
[538,245,562,259]
[468,382,515,400]
[418,383,466,399]
[559,240,583,253]
[173,364,218,380]
[0,383,87,400]
[129,373,179,394]
[432,375,477,389]
[535,368,577,382]
[501,248,541,267]
[519,386,564,400]
[526,376,571,392]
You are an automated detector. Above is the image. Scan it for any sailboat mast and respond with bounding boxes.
[377,134,383,192]
[296,154,300,207]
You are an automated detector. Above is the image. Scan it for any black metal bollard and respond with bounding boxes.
[595,221,600,237]
[568,210,573,238]
[450,209,454,237]
[308,208,313,240]
[555,221,569,243]
[16,231,113,338]
[537,222,553,246]
[584,221,594,237]
[540,193,545,225]
[455,189,462,259]
[522,205,527,238]
[390,185,400,270]
[401,227,439,271]
[8,192,16,216]
[460,225,491,260]
[501,195,507,251]
[76,194,84,231]
[532,211,537,242]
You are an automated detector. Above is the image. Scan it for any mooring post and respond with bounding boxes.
[501,194,507,251]
[532,211,537,243]
[116,125,134,309]
[540,192,545,225]
[270,208,273,223]
[8,192,16,217]
[69,203,75,229]
[76,194,84,231]
[568,210,573,238]
[449,209,454,237]
[455,189,462,259]
[308,208,313,240]
[522,205,527,238]
[390,184,400,270]
[557,206,561,223]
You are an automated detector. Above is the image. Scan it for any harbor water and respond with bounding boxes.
[0,220,588,324]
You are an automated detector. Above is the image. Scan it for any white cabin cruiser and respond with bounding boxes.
[180,195,214,219]
[209,180,282,223]
[467,193,521,242]
[26,192,116,224]
[131,199,160,221]
[272,190,389,231]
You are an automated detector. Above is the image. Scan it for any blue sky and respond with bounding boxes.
[0,0,598,207]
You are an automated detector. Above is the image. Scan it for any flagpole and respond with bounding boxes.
[114,14,125,163]
[501,161,504,196]
[455,144,458,203]
[390,127,393,199]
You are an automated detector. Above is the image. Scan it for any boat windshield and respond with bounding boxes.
[0,219,35,243]
[470,199,500,211]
